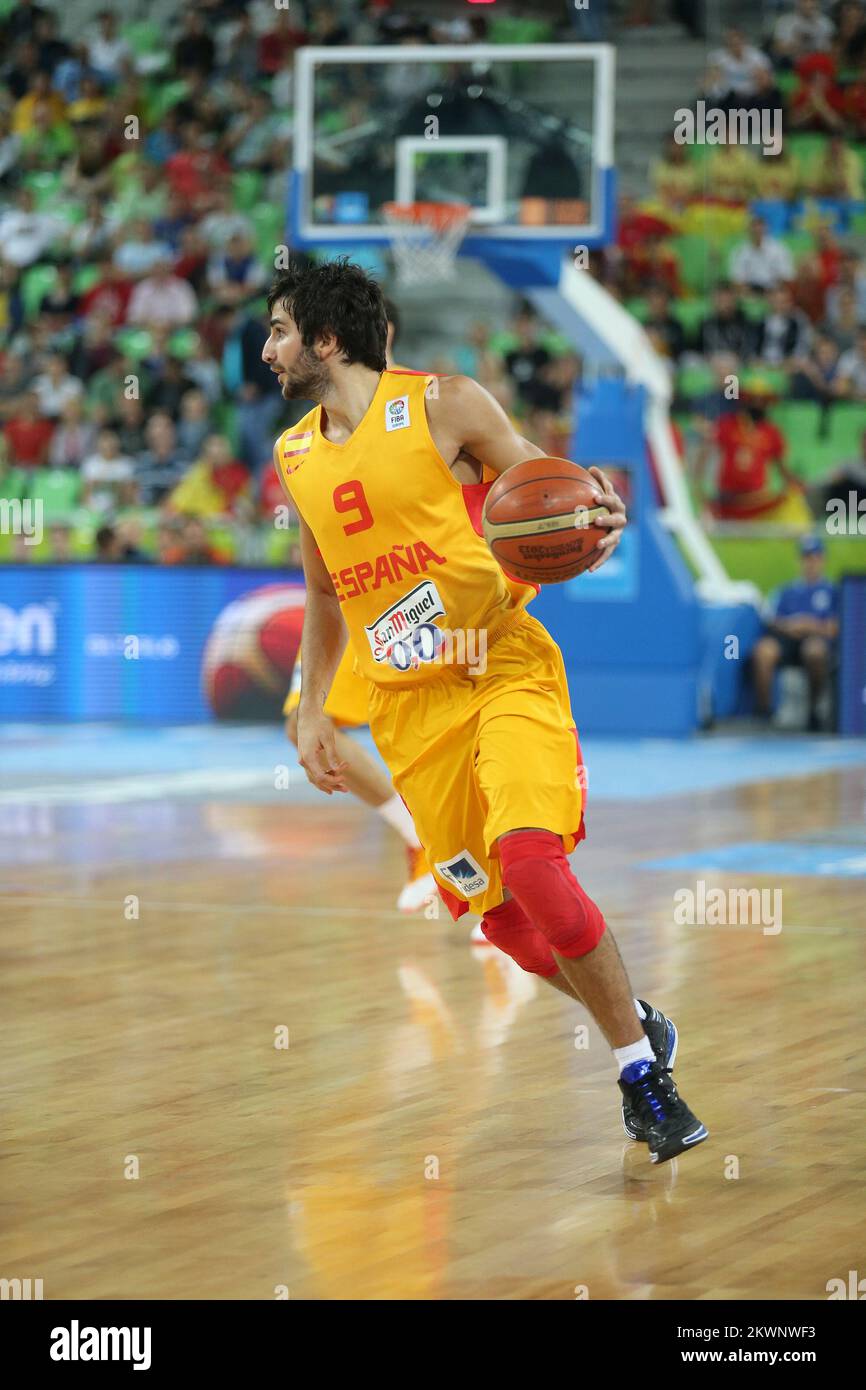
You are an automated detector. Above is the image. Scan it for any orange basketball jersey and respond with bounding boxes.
[274,370,535,686]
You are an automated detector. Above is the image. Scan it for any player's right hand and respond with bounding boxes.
[296,712,349,794]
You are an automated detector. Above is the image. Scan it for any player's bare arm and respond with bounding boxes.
[275,445,349,794]
[427,375,627,572]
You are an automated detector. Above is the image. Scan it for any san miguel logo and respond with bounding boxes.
[364,579,445,668]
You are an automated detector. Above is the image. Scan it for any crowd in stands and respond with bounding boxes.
[3,0,574,566]
[602,4,866,526]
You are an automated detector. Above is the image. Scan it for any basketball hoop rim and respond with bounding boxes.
[382,200,473,234]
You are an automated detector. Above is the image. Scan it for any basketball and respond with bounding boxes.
[482,458,610,584]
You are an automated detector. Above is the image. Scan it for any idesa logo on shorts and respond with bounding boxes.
[365,579,445,671]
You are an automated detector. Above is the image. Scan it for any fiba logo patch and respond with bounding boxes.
[435,849,489,899]
[385,395,410,431]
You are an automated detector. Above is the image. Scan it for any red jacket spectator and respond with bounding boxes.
[258,16,307,74]
[712,410,787,518]
[4,394,55,467]
[790,54,846,133]
[165,144,231,208]
[80,264,133,328]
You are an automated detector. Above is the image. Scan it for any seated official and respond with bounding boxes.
[751,536,839,731]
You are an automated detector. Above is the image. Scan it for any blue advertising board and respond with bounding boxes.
[0,566,306,723]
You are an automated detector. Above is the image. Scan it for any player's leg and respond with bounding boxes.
[473,618,705,1162]
[285,693,435,911]
[799,634,830,729]
[751,634,782,717]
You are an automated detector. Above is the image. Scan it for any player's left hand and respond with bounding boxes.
[586,466,626,572]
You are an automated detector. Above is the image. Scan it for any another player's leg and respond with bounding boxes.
[496,827,707,1164]
[285,705,435,911]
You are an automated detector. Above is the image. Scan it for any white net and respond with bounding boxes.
[382,202,472,286]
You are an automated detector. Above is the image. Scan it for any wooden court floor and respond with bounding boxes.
[1,752,865,1300]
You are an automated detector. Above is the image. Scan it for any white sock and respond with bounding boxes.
[377,794,421,848]
[634,998,647,1020]
[613,1037,655,1075]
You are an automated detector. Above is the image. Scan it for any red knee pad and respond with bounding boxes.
[498,829,606,959]
[481,896,558,978]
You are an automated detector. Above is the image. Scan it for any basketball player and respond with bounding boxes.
[264,259,707,1163]
[283,301,436,913]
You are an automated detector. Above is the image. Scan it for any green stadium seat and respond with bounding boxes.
[677,364,716,399]
[0,466,28,501]
[168,328,200,360]
[251,205,285,266]
[669,235,713,294]
[786,133,828,170]
[28,469,82,522]
[740,368,789,396]
[740,295,768,322]
[73,264,102,295]
[123,21,164,56]
[232,171,264,213]
[489,16,553,43]
[826,402,866,453]
[146,78,188,123]
[768,401,822,446]
[113,327,154,361]
[21,264,58,319]
[626,297,649,323]
[23,170,63,208]
[670,296,710,337]
[780,231,815,260]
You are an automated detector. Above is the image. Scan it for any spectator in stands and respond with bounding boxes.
[166,433,250,518]
[256,9,307,76]
[644,284,686,361]
[729,215,794,294]
[70,195,116,260]
[760,144,801,202]
[198,186,254,250]
[751,284,812,367]
[4,36,40,104]
[206,231,266,309]
[173,11,217,79]
[79,256,133,328]
[825,247,866,322]
[705,143,759,204]
[176,515,225,565]
[114,394,147,457]
[834,326,866,397]
[503,309,553,410]
[177,388,212,458]
[0,352,28,420]
[771,0,835,66]
[33,352,84,419]
[815,427,866,515]
[696,382,802,519]
[649,135,699,210]
[790,332,843,404]
[185,339,223,404]
[48,395,95,469]
[5,1,51,47]
[698,283,753,359]
[789,53,846,133]
[164,120,230,212]
[127,257,198,329]
[751,536,838,730]
[80,428,136,513]
[134,413,191,508]
[48,521,73,560]
[87,11,131,86]
[3,388,54,467]
[113,218,174,279]
[0,109,22,186]
[0,185,62,267]
[147,354,198,417]
[234,309,286,473]
[708,28,772,103]
[38,262,80,331]
[832,0,866,68]
[72,312,120,381]
[0,262,24,344]
[688,352,750,420]
[225,89,292,174]
[823,282,861,349]
[12,69,67,134]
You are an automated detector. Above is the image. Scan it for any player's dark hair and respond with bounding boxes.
[267,257,388,372]
[383,296,400,347]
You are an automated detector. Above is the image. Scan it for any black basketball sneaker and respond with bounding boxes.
[618,1059,709,1164]
[621,999,678,1141]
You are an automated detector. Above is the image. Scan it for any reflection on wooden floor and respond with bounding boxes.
[1,761,865,1300]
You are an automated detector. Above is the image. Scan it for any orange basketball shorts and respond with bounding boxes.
[367,611,586,919]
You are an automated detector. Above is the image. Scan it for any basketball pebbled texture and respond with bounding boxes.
[482,458,610,584]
